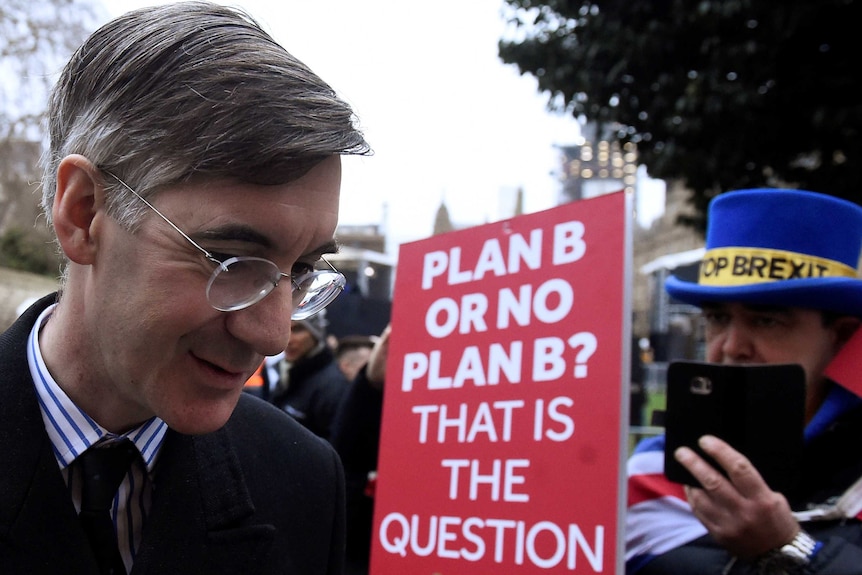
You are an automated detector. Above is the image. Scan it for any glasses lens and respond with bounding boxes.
[291,270,346,320]
[207,257,280,312]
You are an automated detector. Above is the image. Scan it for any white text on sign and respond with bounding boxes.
[421,221,586,289]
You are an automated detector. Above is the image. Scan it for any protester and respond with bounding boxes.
[0,3,369,573]
[273,313,349,438]
[331,324,390,575]
[242,351,285,403]
[626,189,862,574]
[334,334,378,381]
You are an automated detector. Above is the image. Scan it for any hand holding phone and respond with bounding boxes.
[663,361,805,495]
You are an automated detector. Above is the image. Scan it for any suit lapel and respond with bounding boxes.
[0,294,98,572]
[0,439,97,573]
[132,427,274,574]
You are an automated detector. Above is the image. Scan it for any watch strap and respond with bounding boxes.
[758,529,822,573]
[780,529,821,563]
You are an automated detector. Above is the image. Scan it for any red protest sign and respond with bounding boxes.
[371,192,632,574]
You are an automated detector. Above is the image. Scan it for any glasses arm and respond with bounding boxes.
[104,171,217,263]
[321,255,339,273]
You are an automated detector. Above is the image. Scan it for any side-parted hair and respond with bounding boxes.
[41,1,370,229]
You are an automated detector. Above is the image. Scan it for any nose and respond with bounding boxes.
[717,320,755,363]
[223,284,294,356]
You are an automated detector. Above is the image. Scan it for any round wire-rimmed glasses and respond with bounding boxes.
[105,171,345,319]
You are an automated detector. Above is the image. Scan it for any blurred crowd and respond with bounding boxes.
[243,313,388,575]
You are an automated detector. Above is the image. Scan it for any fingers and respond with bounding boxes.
[674,435,799,558]
[366,324,391,388]
[696,435,770,498]
[675,445,725,492]
[673,435,766,514]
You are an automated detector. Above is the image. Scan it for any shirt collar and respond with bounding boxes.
[27,304,168,471]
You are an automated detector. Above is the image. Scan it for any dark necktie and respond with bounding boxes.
[78,440,137,575]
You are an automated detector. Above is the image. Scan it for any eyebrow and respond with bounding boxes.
[701,302,792,314]
[310,240,340,260]
[195,225,339,259]
[743,304,793,314]
[196,224,273,248]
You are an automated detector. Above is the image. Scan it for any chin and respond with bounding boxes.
[163,397,240,435]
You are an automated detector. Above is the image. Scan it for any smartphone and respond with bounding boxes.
[663,361,805,495]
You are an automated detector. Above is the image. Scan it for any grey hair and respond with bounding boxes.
[41,1,370,230]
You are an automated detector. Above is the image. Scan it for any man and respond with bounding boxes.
[626,189,862,574]
[242,350,286,402]
[334,335,378,381]
[274,314,349,438]
[0,3,369,574]
[331,325,390,575]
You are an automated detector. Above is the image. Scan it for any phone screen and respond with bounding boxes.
[663,361,805,494]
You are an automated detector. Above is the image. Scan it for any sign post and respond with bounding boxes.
[371,192,632,574]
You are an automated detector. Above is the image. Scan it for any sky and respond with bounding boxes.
[97,0,587,254]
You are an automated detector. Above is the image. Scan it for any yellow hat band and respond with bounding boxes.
[699,247,859,287]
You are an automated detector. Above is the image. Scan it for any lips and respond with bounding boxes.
[190,352,257,389]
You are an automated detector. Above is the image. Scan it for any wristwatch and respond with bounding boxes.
[757,529,821,574]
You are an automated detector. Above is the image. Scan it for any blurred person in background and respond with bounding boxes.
[273,312,349,439]
[334,334,377,381]
[331,324,390,575]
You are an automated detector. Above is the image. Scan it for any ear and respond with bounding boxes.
[52,155,106,265]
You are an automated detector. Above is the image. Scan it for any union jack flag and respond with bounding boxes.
[624,435,706,574]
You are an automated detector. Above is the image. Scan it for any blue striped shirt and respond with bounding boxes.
[28,305,168,573]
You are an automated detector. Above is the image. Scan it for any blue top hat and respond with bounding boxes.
[665,189,862,317]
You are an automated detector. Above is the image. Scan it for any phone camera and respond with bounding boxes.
[690,376,713,395]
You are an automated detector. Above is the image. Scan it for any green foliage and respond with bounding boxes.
[0,227,59,277]
[499,0,862,230]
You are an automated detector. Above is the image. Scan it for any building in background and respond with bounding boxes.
[558,123,639,202]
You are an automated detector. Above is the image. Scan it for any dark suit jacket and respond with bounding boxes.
[0,294,345,574]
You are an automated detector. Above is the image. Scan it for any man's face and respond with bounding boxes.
[82,156,342,434]
[285,321,319,363]
[702,301,855,420]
